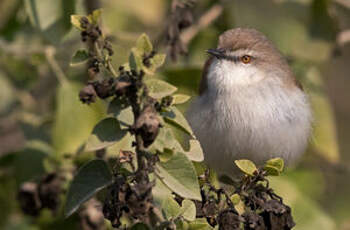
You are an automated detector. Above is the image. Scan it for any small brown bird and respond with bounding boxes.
[187,28,312,176]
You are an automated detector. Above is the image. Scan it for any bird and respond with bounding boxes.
[186,28,312,177]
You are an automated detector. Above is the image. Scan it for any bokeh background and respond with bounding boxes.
[0,0,349,229]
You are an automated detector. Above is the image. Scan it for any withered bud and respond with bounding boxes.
[218,210,241,230]
[119,150,134,163]
[79,198,105,230]
[80,16,90,29]
[17,182,41,216]
[115,78,132,96]
[79,84,97,104]
[260,200,295,230]
[104,41,114,56]
[135,105,160,147]
[38,173,63,212]
[243,212,266,230]
[94,78,115,99]
[126,181,154,218]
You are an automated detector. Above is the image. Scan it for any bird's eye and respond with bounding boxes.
[240,55,251,64]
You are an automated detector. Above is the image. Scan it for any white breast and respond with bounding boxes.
[187,60,312,176]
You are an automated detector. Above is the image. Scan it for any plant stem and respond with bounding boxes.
[45,46,68,86]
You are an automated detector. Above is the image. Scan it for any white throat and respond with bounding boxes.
[207,59,266,93]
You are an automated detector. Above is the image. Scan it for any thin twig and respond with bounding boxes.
[334,0,350,9]
[181,4,223,45]
[45,46,68,86]
[337,30,350,46]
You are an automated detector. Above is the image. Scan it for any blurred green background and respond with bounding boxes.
[0,0,349,229]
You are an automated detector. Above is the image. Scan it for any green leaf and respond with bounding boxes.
[148,126,180,153]
[129,48,143,72]
[71,15,86,31]
[65,159,113,217]
[144,78,177,99]
[70,49,89,66]
[163,196,182,219]
[186,140,204,162]
[136,33,153,54]
[89,9,102,25]
[159,148,174,162]
[157,151,201,200]
[152,176,173,208]
[52,82,104,155]
[14,141,51,183]
[143,54,166,75]
[162,106,193,136]
[230,194,241,205]
[85,117,127,152]
[25,0,75,44]
[181,199,196,221]
[188,218,214,230]
[264,158,284,176]
[172,94,191,105]
[151,54,166,67]
[234,159,258,176]
[131,223,150,230]
[0,72,15,115]
[107,98,134,126]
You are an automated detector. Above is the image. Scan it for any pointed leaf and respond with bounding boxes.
[129,48,143,72]
[264,158,284,176]
[148,126,180,153]
[52,82,104,155]
[186,140,204,162]
[162,106,193,136]
[90,9,102,25]
[70,49,89,66]
[25,0,75,43]
[230,194,241,205]
[145,78,177,99]
[131,223,150,230]
[65,159,113,217]
[188,218,214,230]
[71,15,86,31]
[172,94,191,105]
[85,118,127,152]
[143,54,166,75]
[136,33,153,54]
[107,98,134,126]
[181,199,196,221]
[234,159,257,176]
[157,151,201,200]
[163,196,182,219]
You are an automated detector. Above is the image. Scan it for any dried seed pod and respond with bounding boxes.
[243,211,266,230]
[135,105,160,147]
[260,200,295,230]
[79,84,97,104]
[17,182,41,216]
[114,77,132,96]
[38,173,63,212]
[218,210,241,230]
[79,198,105,230]
[94,78,115,99]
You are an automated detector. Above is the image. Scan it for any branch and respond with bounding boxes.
[334,0,350,9]
[45,46,68,86]
[180,4,223,45]
[337,30,350,46]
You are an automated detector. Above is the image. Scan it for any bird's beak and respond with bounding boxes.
[206,48,225,59]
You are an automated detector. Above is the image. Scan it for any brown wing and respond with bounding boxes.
[199,57,214,95]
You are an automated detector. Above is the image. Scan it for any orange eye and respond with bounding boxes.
[241,55,251,64]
